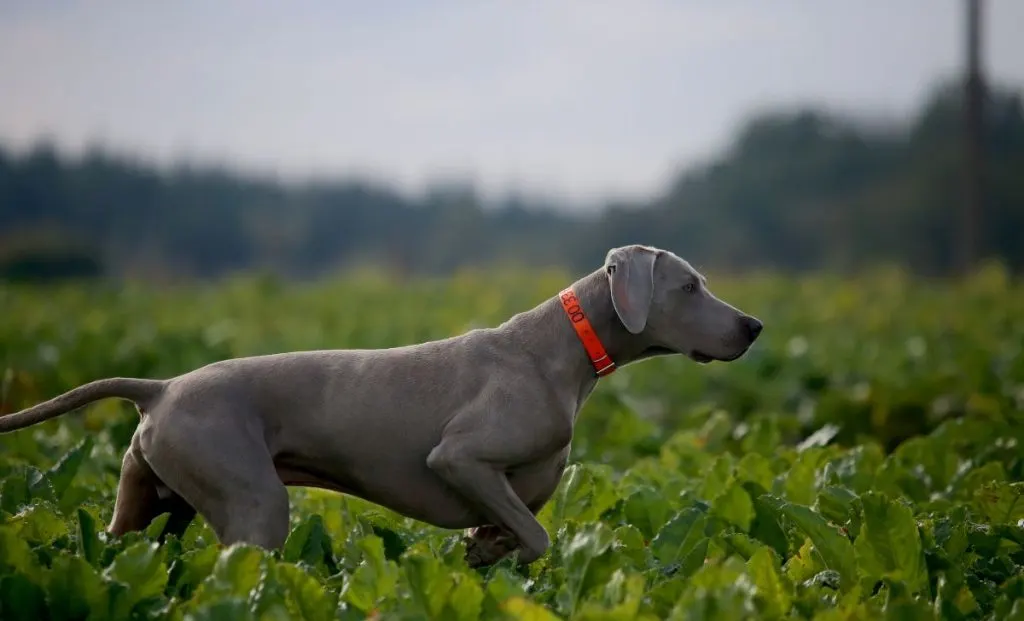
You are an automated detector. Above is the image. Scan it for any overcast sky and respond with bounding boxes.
[2,1,1023,208]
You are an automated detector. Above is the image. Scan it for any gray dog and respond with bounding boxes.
[0,244,762,567]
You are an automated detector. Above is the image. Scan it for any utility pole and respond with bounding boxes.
[960,0,985,274]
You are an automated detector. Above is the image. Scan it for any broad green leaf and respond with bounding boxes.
[621,486,673,539]
[184,598,252,621]
[667,556,756,620]
[180,515,219,550]
[644,574,691,618]
[481,567,528,619]
[104,541,168,616]
[697,453,735,501]
[0,525,39,580]
[9,501,68,544]
[784,447,831,506]
[879,578,935,620]
[747,547,792,619]
[806,604,874,620]
[501,596,562,620]
[738,415,782,457]
[144,511,171,539]
[399,541,483,620]
[698,410,736,453]
[190,543,267,606]
[761,495,857,592]
[612,524,649,570]
[282,513,338,577]
[744,483,789,559]
[76,508,102,567]
[46,437,93,511]
[853,492,929,597]
[0,470,28,512]
[991,575,1024,619]
[402,549,451,618]
[872,457,923,503]
[0,575,47,621]
[821,442,884,495]
[0,466,55,514]
[650,508,709,578]
[47,554,110,621]
[439,572,485,621]
[28,467,57,503]
[784,538,822,585]
[890,434,958,496]
[972,481,1024,525]
[817,485,862,539]
[1002,599,1024,621]
[555,522,621,617]
[719,532,770,561]
[934,571,979,619]
[267,562,338,621]
[168,545,220,600]
[547,463,619,527]
[736,451,775,492]
[951,460,1007,501]
[657,431,714,479]
[966,520,1015,560]
[340,534,398,614]
[248,560,292,621]
[932,510,971,563]
[574,570,650,620]
[370,522,408,561]
[711,481,755,532]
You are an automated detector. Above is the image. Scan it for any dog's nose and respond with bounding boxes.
[741,316,763,341]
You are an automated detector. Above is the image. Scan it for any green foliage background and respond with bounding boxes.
[1,266,1023,619]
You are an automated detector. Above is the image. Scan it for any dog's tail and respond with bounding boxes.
[0,377,166,433]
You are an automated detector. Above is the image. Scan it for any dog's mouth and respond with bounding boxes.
[693,346,753,364]
[641,346,677,358]
[649,346,748,364]
[689,350,714,364]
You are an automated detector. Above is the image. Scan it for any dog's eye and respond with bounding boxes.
[683,282,696,293]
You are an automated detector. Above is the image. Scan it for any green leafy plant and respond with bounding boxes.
[1,268,1023,619]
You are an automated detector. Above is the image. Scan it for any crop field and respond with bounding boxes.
[0,266,1022,620]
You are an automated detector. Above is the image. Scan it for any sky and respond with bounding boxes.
[2,1,1023,209]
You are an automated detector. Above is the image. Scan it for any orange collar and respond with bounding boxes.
[559,287,616,377]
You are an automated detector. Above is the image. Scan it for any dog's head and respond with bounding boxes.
[604,244,762,363]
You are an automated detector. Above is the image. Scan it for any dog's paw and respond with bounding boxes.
[463,525,519,568]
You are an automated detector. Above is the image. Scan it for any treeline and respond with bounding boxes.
[2,79,1023,281]
[0,148,576,280]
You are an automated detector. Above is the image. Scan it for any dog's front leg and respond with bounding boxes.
[427,442,550,566]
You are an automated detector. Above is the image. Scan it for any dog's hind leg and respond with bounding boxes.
[108,435,197,539]
[138,411,291,550]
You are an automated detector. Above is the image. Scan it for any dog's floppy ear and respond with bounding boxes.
[605,245,657,334]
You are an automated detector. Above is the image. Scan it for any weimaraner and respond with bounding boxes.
[0,244,762,567]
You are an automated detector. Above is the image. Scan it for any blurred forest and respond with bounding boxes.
[2,79,1023,282]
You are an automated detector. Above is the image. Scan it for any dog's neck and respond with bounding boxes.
[501,268,660,402]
